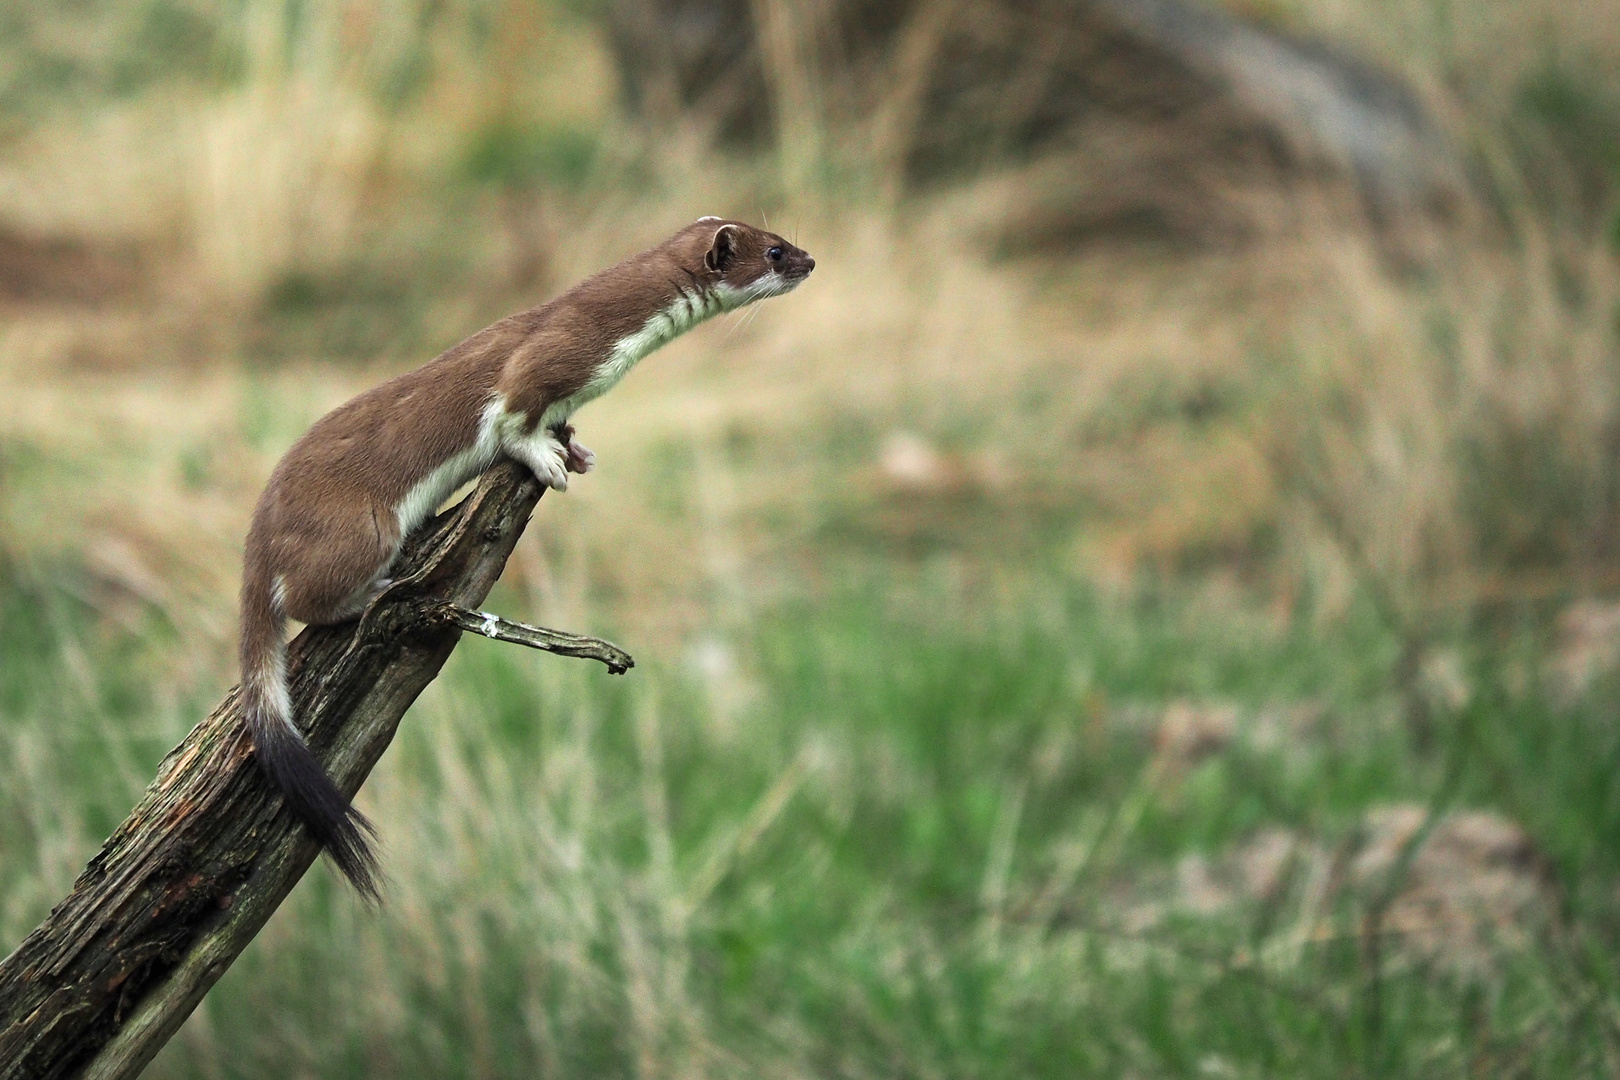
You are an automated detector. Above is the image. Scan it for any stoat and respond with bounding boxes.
[240,219,815,897]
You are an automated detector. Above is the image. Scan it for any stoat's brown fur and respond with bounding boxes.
[240,220,814,897]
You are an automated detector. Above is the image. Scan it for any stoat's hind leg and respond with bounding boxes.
[277,497,401,626]
[326,575,393,622]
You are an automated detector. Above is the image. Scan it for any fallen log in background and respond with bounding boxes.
[0,461,631,1080]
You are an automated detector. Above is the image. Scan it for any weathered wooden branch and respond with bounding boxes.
[0,460,632,1080]
[436,603,634,674]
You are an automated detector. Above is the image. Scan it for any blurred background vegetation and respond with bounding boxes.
[4,0,1620,1074]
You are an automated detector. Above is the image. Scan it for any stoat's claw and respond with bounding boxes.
[536,464,569,492]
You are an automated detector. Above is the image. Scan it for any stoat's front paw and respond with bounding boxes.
[566,436,595,474]
[552,424,596,475]
[531,436,571,491]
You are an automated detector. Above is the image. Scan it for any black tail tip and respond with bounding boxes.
[325,806,385,903]
[250,720,387,902]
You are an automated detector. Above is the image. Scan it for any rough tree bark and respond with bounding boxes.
[0,461,632,1080]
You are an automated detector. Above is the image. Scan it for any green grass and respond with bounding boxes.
[5,558,1618,1077]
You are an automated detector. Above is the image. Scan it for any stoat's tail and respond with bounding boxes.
[239,565,380,900]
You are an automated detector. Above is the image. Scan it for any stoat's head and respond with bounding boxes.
[692,218,815,306]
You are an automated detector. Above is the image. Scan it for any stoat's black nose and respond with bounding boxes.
[804,256,816,272]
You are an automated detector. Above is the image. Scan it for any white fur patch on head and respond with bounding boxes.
[715,270,797,308]
[697,215,722,222]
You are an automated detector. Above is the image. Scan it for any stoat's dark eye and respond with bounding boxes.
[767,245,784,262]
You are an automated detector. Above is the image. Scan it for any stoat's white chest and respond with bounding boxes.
[392,398,506,537]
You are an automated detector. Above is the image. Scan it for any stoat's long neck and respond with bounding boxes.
[605,284,741,387]
[540,284,732,431]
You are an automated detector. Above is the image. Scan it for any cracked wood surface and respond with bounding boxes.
[0,461,552,1080]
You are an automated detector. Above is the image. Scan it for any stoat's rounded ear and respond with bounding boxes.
[704,224,739,272]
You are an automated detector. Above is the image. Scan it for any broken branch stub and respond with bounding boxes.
[0,460,630,1080]
[438,603,634,673]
